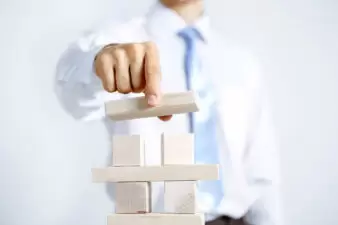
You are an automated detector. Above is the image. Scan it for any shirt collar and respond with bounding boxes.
[146,2,211,42]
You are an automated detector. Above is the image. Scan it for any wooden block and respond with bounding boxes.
[112,135,149,213]
[161,133,196,213]
[107,213,204,225]
[161,133,194,165]
[105,91,199,120]
[115,182,151,213]
[112,135,145,166]
[92,165,219,182]
[164,181,196,213]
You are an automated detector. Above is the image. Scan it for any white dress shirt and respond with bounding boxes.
[55,2,282,225]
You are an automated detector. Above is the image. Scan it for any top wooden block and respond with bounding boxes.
[105,91,199,120]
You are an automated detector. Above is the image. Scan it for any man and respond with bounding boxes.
[55,0,282,224]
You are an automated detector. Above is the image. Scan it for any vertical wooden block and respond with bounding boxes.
[112,134,150,213]
[112,135,145,166]
[115,182,151,214]
[161,133,194,165]
[161,133,197,213]
[164,181,196,213]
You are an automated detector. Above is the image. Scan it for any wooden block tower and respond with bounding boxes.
[91,91,220,225]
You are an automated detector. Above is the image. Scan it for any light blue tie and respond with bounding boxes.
[178,27,224,214]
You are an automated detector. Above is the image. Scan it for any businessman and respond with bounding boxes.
[55,0,282,224]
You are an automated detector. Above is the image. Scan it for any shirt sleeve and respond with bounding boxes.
[54,17,148,121]
[243,53,283,225]
[55,40,105,121]
[244,96,283,225]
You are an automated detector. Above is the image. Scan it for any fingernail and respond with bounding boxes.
[147,95,158,106]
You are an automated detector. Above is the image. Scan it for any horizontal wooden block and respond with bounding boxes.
[115,182,151,214]
[112,135,145,166]
[107,213,204,225]
[105,91,199,120]
[164,181,196,213]
[92,165,219,182]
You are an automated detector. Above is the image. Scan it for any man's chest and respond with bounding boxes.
[154,36,257,149]
[154,37,214,92]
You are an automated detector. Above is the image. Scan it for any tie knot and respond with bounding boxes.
[178,26,204,42]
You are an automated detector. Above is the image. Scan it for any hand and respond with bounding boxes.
[94,42,172,121]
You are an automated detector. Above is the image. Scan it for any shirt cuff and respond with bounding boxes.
[57,45,104,85]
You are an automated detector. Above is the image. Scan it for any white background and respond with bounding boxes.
[0,0,337,224]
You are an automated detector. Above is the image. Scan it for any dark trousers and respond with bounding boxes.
[206,216,247,225]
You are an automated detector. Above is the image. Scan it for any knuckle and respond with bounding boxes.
[129,43,141,53]
[97,52,111,65]
[113,48,126,61]
[128,44,144,63]
[144,41,156,50]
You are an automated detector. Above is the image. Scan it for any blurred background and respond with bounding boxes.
[0,0,337,224]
